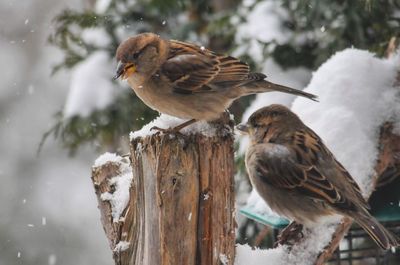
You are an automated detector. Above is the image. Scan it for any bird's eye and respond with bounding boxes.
[132,52,140,59]
[270,111,279,118]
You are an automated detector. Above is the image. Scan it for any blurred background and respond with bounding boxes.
[0,0,399,264]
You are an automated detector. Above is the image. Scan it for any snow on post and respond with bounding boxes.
[92,113,236,265]
[95,153,133,222]
[92,153,134,263]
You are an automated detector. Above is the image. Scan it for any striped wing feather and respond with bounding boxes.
[161,40,255,94]
[256,128,369,212]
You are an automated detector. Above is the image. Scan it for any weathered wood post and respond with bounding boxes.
[92,117,236,265]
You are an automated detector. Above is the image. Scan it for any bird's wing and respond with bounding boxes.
[291,128,367,208]
[161,40,253,94]
[255,129,368,212]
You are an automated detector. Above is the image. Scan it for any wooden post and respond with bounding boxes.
[92,121,236,265]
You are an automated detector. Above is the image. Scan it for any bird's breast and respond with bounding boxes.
[245,144,333,224]
[127,76,168,114]
[126,77,232,121]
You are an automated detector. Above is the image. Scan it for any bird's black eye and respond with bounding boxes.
[270,111,280,118]
[132,52,140,60]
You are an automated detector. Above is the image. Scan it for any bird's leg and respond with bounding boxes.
[207,111,234,136]
[150,119,197,135]
[274,221,304,247]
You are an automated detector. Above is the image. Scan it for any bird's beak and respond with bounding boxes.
[113,61,136,80]
[236,123,250,134]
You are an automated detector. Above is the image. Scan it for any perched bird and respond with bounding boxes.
[114,33,317,132]
[237,104,399,250]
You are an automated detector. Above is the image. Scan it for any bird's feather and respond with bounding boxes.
[292,129,368,208]
[161,40,254,94]
[255,128,369,212]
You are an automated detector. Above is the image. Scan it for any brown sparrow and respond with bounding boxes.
[114,33,317,132]
[237,104,399,250]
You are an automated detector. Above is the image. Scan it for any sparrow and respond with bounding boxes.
[114,32,317,132]
[237,104,399,250]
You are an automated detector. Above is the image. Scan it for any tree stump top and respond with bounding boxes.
[92,116,236,265]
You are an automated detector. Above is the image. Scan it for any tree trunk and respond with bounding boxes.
[92,123,236,265]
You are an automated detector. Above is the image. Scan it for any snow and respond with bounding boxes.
[113,241,130,252]
[235,1,291,61]
[63,51,116,118]
[94,153,133,222]
[0,39,26,101]
[237,1,290,44]
[48,254,57,265]
[219,253,229,265]
[237,48,400,264]
[235,244,285,265]
[292,48,400,195]
[81,28,111,47]
[130,114,230,140]
[95,0,112,13]
[94,152,124,167]
[236,217,342,265]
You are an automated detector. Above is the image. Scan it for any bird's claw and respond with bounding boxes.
[149,119,196,136]
[274,222,304,247]
[150,126,165,133]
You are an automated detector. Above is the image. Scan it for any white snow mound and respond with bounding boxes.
[93,153,133,223]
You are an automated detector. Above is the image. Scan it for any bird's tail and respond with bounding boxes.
[353,212,399,250]
[243,80,318,101]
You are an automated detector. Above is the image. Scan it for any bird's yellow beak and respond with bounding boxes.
[236,123,250,134]
[113,62,136,80]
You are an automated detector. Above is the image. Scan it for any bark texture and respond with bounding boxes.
[92,124,236,265]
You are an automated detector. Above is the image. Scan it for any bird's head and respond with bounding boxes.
[114,32,168,80]
[236,104,303,143]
